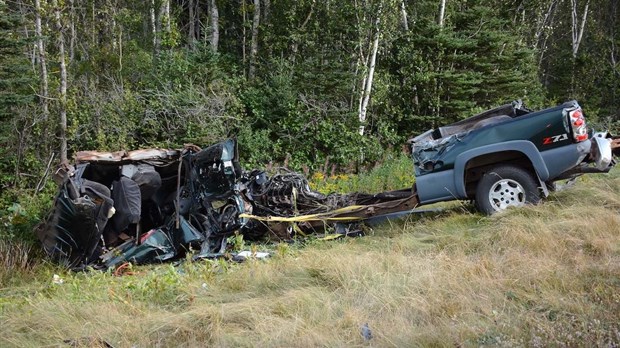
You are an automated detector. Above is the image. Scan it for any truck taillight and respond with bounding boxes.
[569,108,588,142]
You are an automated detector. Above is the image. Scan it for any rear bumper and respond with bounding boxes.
[554,132,616,180]
[591,132,613,171]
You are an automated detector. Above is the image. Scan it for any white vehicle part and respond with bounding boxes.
[591,133,612,171]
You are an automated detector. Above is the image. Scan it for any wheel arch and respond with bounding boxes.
[454,141,550,198]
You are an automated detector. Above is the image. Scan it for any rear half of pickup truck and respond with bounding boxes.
[409,100,616,214]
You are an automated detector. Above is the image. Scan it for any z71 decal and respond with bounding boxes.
[542,133,568,145]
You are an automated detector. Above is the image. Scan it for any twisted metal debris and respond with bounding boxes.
[36,139,418,270]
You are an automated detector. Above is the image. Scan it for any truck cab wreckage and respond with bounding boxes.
[36,100,618,269]
[37,139,418,269]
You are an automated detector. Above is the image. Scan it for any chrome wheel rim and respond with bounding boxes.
[488,179,525,211]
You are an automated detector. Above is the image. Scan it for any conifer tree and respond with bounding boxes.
[0,1,33,119]
[0,0,34,187]
[383,0,542,137]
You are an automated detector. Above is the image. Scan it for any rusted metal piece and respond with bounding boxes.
[300,191,418,231]
[75,148,180,165]
[331,191,419,219]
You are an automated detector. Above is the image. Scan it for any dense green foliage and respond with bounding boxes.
[0,2,34,188]
[1,0,619,240]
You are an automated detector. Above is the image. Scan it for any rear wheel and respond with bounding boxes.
[475,165,541,215]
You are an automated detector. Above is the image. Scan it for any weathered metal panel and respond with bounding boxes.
[75,149,181,164]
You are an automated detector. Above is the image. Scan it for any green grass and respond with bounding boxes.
[1,169,620,347]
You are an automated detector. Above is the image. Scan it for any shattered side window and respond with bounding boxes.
[412,133,467,175]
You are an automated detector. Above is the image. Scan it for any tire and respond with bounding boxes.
[475,165,541,215]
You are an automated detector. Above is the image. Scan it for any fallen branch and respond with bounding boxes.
[35,152,56,194]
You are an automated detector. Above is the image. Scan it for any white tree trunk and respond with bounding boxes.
[537,0,560,69]
[358,12,381,136]
[53,0,68,163]
[210,0,220,52]
[571,0,590,58]
[249,0,260,79]
[438,0,447,28]
[150,0,157,51]
[69,0,75,62]
[111,2,117,50]
[534,0,558,48]
[264,0,271,20]
[357,53,369,118]
[165,0,171,34]
[34,0,49,120]
[156,0,169,49]
[189,0,196,49]
[242,0,247,73]
[401,0,409,31]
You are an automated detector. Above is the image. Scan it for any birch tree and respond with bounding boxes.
[438,0,447,28]
[151,0,157,52]
[241,0,247,72]
[249,0,260,79]
[156,0,170,49]
[400,0,409,31]
[571,0,590,58]
[210,0,220,52]
[189,0,196,49]
[534,0,558,49]
[34,0,49,120]
[69,0,75,62]
[358,3,382,136]
[533,0,559,68]
[164,0,171,35]
[263,0,271,20]
[52,0,68,163]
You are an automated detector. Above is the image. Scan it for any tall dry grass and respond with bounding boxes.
[1,173,619,347]
[0,239,40,286]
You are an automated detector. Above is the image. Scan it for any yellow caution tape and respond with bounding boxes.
[238,213,364,222]
[238,204,370,222]
[291,222,307,236]
[239,194,419,223]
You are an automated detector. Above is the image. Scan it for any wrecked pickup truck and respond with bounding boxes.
[37,99,617,269]
[410,100,618,214]
[37,139,418,269]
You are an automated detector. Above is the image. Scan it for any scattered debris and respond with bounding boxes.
[36,139,419,270]
[235,250,270,259]
[52,274,64,284]
[360,322,373,341]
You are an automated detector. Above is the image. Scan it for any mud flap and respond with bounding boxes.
[537,173,550,198]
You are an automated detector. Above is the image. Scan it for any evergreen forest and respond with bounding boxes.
[1,0,619,239]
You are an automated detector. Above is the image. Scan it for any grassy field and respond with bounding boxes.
[1,164,619,347]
